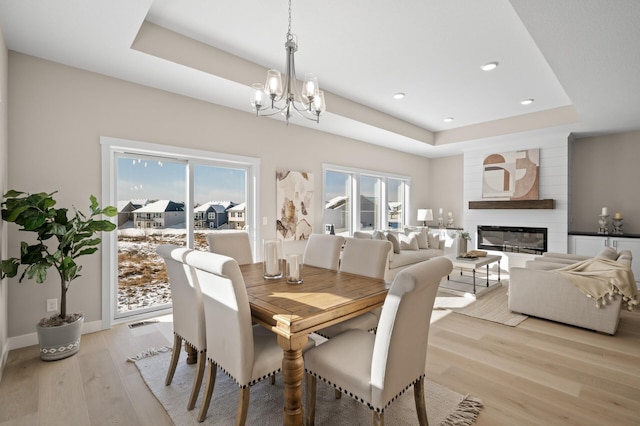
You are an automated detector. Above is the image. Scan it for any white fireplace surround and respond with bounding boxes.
[463,134,569,263]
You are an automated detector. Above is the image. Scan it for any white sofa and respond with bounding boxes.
[509,247,634,335]
[351,229,444,281]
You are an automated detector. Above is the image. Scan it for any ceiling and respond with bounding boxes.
[1,0,639,158]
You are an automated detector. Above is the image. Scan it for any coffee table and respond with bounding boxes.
[444,254,501,294]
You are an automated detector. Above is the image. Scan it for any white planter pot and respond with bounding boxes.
[36,316,84,361]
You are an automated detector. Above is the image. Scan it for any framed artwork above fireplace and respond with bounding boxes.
[482,148,540,200]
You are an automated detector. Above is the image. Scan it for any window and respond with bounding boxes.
[323,164,409,235]
[101,137,260,326]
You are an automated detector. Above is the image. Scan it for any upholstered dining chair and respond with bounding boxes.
[206,231,253,265]
[156,244,206,411]
[184,249,314,424]
[304,257,453,426]
[302,234,346,270]
[315,238,393,339]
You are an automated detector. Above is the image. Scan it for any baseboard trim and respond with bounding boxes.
[7,319,104,351]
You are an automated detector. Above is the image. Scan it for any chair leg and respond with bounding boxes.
[197,360,217,423]
[236,387,250,426]
[165,334,182,386]
[413,377,429,426]
[271,375,276,385]
[305,373,317,426]
[372,410,384,426]
[334,389,342,399]
[187,349,207,410]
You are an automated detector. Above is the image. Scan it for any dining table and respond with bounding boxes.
[239,262,389,426]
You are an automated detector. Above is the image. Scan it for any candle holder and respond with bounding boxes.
[446,215,454,228]
[597,214,610,235]
[438,215,444,228]
[286,254,303,284]
[612,218,624,235]
[263,239,283,279]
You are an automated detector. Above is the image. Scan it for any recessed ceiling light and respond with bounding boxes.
[481,62,499,71]
[393,92,405,100]
[443,117,454,122]
[521,98,534,105]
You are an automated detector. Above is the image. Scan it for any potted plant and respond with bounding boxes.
[0,190,117,360]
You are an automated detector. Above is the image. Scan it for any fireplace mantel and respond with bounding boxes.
[468,199,555,210]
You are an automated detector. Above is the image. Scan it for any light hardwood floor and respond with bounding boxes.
[1,309,638,425]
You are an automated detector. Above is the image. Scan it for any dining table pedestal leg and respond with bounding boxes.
[185,343,198,365]
[278,335,309,426]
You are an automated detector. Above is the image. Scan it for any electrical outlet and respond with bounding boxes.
[46,298,57,312]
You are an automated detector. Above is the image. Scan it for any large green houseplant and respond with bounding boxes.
[0,190,117,360]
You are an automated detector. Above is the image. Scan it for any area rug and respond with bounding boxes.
[133,349,483,426]
[435,281,528,327]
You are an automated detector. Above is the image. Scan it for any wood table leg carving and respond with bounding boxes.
[185,343,198,365]
[278,335,308,426]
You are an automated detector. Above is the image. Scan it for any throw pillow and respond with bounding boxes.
[385,231,401,254]
[353,231,372,239]
[372,230,386,240]
[412,230,429,249]
[399,233,419,250]
[427,233,440,249]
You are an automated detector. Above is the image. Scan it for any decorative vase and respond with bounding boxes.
[458,238,468,255]
[36,315,84,361]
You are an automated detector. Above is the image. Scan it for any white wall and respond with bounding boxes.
[0,22,9,378]
[5,52,432,340]
[462,133,570,267]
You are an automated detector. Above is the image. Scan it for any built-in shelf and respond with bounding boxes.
[468,199,555,210]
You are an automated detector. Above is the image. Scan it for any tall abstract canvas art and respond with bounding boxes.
[276,170,314,241]
[482,149,540,200]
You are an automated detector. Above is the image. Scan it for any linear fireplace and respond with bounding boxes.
[477,225,547,254]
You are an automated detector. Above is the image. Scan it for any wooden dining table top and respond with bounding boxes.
[239,262,389,340]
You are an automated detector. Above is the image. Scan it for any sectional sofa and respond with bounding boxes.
[509,247,635,334]
[351,228,445,281]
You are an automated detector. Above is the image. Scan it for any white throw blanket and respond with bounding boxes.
[555,258,638,311]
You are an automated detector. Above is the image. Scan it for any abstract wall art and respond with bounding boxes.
[276,170,314,241]
[482,148,540,200]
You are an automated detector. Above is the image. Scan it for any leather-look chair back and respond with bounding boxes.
[303,234,346,270]
[185,249,255,384]
[184,249,310,424]
[156,244,206,411]
[304,257,453,425]
[206,231,253,265]
[340,238,392,279]
[371,256,453,408]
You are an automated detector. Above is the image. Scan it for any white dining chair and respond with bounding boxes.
[315,238,393,340]
[304,257,453,426]
[156,244,206,411]
[184,249,314,424]
[206,231,253,265]
[303,234,346,270]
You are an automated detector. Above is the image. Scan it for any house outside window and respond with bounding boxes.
[323,164,409,235]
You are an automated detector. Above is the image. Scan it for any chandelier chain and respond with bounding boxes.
[287,0,292,39]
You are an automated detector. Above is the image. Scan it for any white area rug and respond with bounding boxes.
[134,349,482,426]
[435,281,528,327]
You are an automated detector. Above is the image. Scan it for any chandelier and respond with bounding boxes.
[250,0,326,124]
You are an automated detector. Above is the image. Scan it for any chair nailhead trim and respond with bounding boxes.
[305,369,425,413]
[175,332,205,353]
[210,357,281,388]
